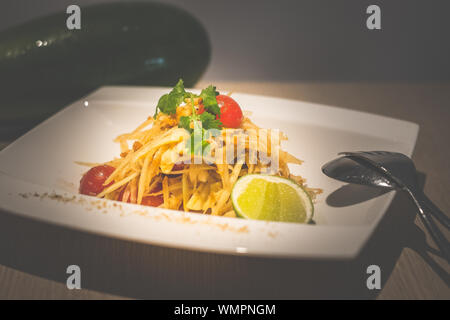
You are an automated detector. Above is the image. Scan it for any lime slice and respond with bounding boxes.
[231,174,314,223]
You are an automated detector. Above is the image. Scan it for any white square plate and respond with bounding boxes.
[0,86,419,259]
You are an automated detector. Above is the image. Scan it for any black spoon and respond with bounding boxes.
[322,151,449,262]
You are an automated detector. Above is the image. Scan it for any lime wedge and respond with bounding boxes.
[231,174,314,223]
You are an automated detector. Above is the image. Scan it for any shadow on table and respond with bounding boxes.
[0,173,446,299]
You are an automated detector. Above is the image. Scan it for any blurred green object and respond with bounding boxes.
[0,2,211,139]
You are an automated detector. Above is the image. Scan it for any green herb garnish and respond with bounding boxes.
[156,79,223,155]
[199,85,220,115]
[154,79,188,116]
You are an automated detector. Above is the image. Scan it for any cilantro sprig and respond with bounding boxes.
[154,79,223,155]
[154,79,188,116]
[178,94,222,155]
[178,95,221,155]
[199,85,220,116]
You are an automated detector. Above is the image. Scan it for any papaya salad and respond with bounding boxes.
[78,80,321,222]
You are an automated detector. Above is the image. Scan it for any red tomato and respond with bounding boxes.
[118,183,163,207]
[118,186,130,203]
[216,95,243,128]
[79,165,115,196]
[197,104,205,114]
[142,183,164,206]
[141,195,164,207]
[118,183,134,203]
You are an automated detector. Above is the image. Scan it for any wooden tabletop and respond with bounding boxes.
[0,82,449,299]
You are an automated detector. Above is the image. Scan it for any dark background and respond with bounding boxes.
[1,0,449,82]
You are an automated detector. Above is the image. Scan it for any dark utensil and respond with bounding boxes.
[322,155,450,229]
[322,151,449,261]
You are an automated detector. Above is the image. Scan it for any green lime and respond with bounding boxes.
[231,174,314,223]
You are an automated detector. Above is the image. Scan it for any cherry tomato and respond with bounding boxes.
[141,195,164,207]
[197,104,205,114]
[216,95,243,128]
[118,186,130,203]
[79,165,115,196]
[142,183,163,207]
[119,192,163,207]
[118,183,135,203]
[118,183,163,207]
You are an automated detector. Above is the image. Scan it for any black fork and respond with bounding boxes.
[338,151,450,262]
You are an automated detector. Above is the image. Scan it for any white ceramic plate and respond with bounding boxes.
[0,86,419,259]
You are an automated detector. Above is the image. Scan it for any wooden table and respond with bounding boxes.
[0,82,449,299]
